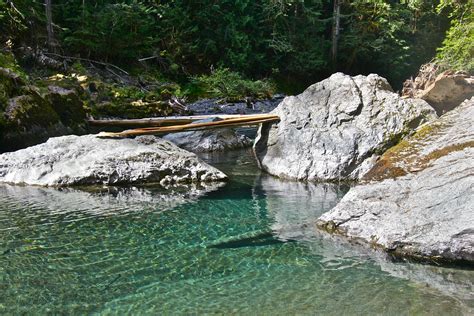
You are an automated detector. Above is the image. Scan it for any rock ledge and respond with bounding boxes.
[0,135,227,187]
[317,98,474,263]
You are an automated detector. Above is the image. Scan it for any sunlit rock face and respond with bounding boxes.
[254,73,437,181]
[0,135,227,187]
[317,98,474,263]
[403,68,474,115]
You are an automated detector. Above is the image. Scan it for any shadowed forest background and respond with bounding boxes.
[1,0,472,94]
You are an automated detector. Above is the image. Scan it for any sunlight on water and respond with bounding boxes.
[0,149,472,315]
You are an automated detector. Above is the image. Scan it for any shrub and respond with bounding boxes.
[436,1,474,72]
[195,67,275,102]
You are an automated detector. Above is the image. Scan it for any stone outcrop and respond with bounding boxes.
[403,68,474,115]
[1,87,88,152]
[163,128,252,153]
[0,74,88,152]
[0,67,25,103]
[317,98,474,263]
[254,73,437,181]
[46,85,87,127]
[0,134,227,186]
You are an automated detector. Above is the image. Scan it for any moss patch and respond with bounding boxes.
[422,141,474,163]
[5,92,60,128]
[362,118,471,182]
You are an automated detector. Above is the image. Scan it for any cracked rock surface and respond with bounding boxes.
[317,98,474,263]
[254,73,437,181]
[0,135,227,187]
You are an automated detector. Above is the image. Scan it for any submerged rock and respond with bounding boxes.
[163,128,252,152]
[0,134,227,186]
[256,175,349,241]
[317,98,474,263]
[254,73,437,181]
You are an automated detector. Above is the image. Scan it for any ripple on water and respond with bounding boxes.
[0,150,472,315]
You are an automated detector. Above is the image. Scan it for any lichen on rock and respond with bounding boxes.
[253,73,437,182]
[317,97,474,264]
[363,97,474,181]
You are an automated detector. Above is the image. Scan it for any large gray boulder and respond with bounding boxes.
[0,134,227,186]
[254,73,437,181]
[163,128,252,153]
[317,98,474,263]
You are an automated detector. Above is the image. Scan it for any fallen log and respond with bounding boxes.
[89,114,270,128]
[89,117,195,128]
[96,114,280,138]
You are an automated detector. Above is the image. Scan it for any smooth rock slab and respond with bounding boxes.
[318,149,474,262]
[317,99,474,263]
[0,134,227,186]
[254,73,437,181]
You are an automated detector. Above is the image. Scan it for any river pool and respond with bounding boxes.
[0,149,472,315]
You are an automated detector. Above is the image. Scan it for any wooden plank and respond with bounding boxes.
[97,115,279,138]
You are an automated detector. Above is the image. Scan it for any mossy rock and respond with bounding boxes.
[0,51,27,80]
[92,99,173,119]
[0,67,25,108]
[4,91,61,129]
[0,89,71,152]
[45,85,87,126]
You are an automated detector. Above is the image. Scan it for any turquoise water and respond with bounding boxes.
[0,149,472,315]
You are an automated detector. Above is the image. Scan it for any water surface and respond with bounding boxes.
[0,149,472,315]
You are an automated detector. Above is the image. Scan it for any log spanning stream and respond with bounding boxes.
[0,150,472,314]
[91,114,280,138]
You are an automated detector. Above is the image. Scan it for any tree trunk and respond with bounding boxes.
[45,0,55,51]
[331,0,341,66]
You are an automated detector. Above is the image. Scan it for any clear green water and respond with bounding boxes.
[0,149,473,315]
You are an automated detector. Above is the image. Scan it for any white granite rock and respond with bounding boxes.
[0,134,227,186]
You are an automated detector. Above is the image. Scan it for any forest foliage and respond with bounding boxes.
[0,0,472,93]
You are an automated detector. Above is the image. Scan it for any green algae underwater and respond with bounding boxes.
[0,149,472,315]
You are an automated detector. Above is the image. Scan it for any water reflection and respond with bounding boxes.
[255,175,349,240]
[0,149,472,314]
[0,182,225,217]
[251,173,473,311]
